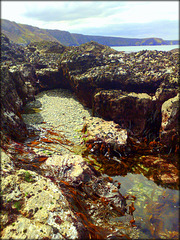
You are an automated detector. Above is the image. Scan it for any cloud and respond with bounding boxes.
[1,1,179,40]
[22,1,126,22]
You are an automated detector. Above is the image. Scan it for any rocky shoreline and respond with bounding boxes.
[1,33,179,239]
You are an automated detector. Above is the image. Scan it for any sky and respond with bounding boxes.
[1,1,179,40]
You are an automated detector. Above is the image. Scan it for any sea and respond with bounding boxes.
[111,44,179,53]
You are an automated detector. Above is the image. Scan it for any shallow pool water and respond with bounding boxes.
[111,173,179,239]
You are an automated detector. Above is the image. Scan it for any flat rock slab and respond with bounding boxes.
[82,117,128,157]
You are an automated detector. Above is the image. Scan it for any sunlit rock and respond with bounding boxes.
[1,150,87,240]
[81,117,128,157]
[160,93,179,152]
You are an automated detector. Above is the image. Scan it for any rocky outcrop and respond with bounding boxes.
[1,150,88,240]
[1,33,26,64]
[0,35,66,142]
[25,41,69,90]
[1,65,37,141]
[1,33,179,239]
[160,94,179,152]
[81,117,128,157]
[57,42,179,149]
[93,90,158,138]
[1,34,178,149]
[58,42,179,108]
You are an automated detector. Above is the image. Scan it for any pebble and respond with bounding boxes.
[22,89,93,154]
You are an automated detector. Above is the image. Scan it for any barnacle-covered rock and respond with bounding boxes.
[40,154,126,210]
[41,154,100,185]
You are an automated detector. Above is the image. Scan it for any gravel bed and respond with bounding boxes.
[22,89,93,154]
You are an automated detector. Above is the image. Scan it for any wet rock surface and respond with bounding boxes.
[140,155,179,185]
[1,150,136,239]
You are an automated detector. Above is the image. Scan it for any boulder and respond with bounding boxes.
[160,94,179,152]
[93,90,159,138]
[39,154,136,238]
[41,154,100,185]
[81,117,128,157]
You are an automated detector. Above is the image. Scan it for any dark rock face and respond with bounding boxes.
[1,35,67,142]
[93,90,158,137]
[1,65,37,141]
[1,33,26,63]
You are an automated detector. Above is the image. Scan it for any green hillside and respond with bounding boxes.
[1,19,60,45]
[1,19,179,47]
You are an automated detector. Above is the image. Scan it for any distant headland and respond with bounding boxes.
[1,19,179,47]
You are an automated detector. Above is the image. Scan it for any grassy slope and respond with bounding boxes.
[1,19,179,46]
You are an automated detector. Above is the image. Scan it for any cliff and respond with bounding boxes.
[1,19,179,46]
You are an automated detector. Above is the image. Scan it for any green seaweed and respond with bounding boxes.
[24,171,33,182]
[14,201,21,211]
